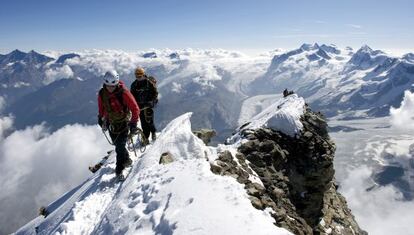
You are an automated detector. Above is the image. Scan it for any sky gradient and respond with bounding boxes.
[1,0,413,55]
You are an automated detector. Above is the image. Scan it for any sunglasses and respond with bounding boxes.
[105,80,118,85]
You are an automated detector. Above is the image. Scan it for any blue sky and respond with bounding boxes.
[1,0,413,54]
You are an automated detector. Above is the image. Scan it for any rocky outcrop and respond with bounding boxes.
[159,152,175,164]
[193,129,217,145]
[210,106,366,235]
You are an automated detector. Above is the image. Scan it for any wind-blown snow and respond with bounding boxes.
[239,94,305,137]
[16,113,291,235]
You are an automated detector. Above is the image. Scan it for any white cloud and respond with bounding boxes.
[0,115,13,141]
[58,49,258,93]
[63,49,248,78]
[0,120,111,234]
[340,166,414,235]
[44,65,74,85]
[66,49,174,77]
[390,90,414,130]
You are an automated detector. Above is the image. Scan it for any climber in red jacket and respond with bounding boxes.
[97,70,140,178]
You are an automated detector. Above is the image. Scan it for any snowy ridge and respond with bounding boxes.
[238,94,283,125]
[16,112,294,235]
[238,94,305,137]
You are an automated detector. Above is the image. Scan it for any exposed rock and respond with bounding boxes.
[210,163,222,175]
[38,206,49,217]
[210,106,367,235]
[249,196,264,209]
[159,152,174,164]
[193,129,217,145]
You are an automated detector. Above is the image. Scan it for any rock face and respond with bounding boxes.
[211,106,366,235]
[159,152,174,164]
[193,129,217,145]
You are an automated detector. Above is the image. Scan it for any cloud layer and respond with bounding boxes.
[0,117,111,234]
[340,166,414,235]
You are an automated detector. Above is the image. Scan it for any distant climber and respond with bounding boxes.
[130,67,158,144]
[283,89,295,97]
[97,70,140,178]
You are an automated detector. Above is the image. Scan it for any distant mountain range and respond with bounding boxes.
[1,44,413,133]
[250,43,414,118]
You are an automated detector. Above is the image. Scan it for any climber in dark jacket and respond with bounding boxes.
[98,70,140,176]
[130,67,158,143]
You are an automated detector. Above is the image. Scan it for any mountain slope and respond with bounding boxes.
[16,95,365,235]
[0,50,55,104]
[16,112,291,235]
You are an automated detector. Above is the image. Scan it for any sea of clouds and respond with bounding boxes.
[337,91,414,235]
[341,166,414,235]
[0,98,111,234]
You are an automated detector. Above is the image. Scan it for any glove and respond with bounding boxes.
[128,122,138,134]
[98,116,108,131]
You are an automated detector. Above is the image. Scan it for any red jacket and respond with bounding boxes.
[98,81,140,124]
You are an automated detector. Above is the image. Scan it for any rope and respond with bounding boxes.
[128,134,138,158]
[102,129,114,145]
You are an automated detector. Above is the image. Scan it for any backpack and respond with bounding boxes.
[131,75,158,106]
[146,76,158,99]
[99,86,129,123]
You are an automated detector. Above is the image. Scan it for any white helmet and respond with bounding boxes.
[103,70,119,86]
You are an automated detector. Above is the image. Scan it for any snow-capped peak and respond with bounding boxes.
[347,45,389,70]
[300,43,320,51]
[1,49,54,65]
[2,49,27,63]
[358,44,374,53]
[355,45,386,57]
[319,44,341,54]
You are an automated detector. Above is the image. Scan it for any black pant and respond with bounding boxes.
[109,126,129,175]
[140,108,156,139]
